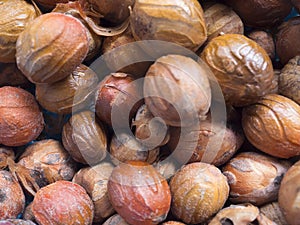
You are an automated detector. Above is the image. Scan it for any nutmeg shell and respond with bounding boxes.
[0,0,38,63]
[224,0,292,28]
[276,17,300,65]
[103,214,129,225]
[0,171,25,220]
[36,64,98,114]
[0,86,44,146]
[201,34,274,107]
[34,0,70,9]
[278,160,300,225]
[16,12,89,84]
[0,219,36,225]
[223,152,291,206]
[144,54,211,127]
[73,162,115,223]
[108,161,171,225]
[32,180,94,225]
[242,94,300,158]
[170,162,229,224]
[130,0,207,52]
[62,111,107,165]
[0,63,31,88]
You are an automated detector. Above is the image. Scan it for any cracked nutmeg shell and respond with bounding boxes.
[224,0,292,28]
[201,33,274,107]
[0,0,38,63]
[16,12,89,84]
[278,160,300,225]
[130,0,207,52]
[62,111,107,165]
[242,94,300,158]
[278,56,300,105]
[276,17,300,65]
[144,54,211,127]
[170,162,229,224]
[32,180,94,225]
[73,162,115,223]
[223,152,291,206]
[0,86,44,147]
[36,64,98,115]
[107,161,171,225]
[0,171,25,220]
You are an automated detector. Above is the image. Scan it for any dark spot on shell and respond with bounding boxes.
[220,217,234,225]
[274,174,284,186]
[0,189,7,203]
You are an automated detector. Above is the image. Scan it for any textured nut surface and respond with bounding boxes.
[102,214,129,225]
[242,94,300,158]
[144,54,211,127]
[16,12,89,84]
[32,180,94,225]
[62,111,107,165]
[108,161,171,225]
[0,0,37,63]
[260,202,289,225]
[201,34,274,106]
[0,86,44,146]
[170,162,229,224]
[36,64,98,115]
[130,0,207,52]
[223,152,291,206]
[0,171,25,220]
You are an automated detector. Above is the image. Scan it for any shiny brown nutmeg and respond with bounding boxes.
[278,160,300,225]
[16,12,89,84]
[73,162,115,223]
[10,139,77,196]
[201,34,274,107]
[95,72,143,127]
[279,56,300,105]
[242,94,300,158]
[109,132,160,165]
[224,0,292,28]
[170,162,229,224]
[203,3,244,42]
[62,111,108,165]
[0,0,38,63]
[36,64,98,115]
[0,146,14,170]
[0,171,25,220]
[0,86,44,147]
[223,152,291,206]
[130,0,207,52]
[144,55,211,127]
[168,119,244,166]
[276,17,300,65]
[107,161,171,225]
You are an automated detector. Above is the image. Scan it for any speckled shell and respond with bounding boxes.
[73,162,115,223]
[107,161,171,225]
[62,111,107,165]
[242,94,300,158]
[278,56,300,104]
[18,139,77,186]
[16,13,89,84]
[201,34,274,107]
[276,17,300,65]
[203,3,244,42]
[0,86,44,147]
[0,0,37,63]
[32,180,94,225]
[223,152,291,206]
[279,160,300,225]
[102,214,129,225]
[36,64,98,115]
[224,0,292,28]
[169,162,229,224]
[144,55,211,127]
[0,219,36,225]
[130,0,207,52]
[0,171,25,220]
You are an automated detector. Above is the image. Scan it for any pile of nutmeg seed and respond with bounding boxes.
[0,0,300,224]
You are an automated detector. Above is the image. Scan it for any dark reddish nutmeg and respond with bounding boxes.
[108,161,171,225]
[0,63,31,88]
[32,180,94,225]
[0,86,44,146]
[0,171,25,220]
